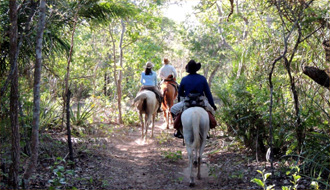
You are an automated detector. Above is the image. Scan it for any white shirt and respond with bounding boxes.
[159,64,177,79]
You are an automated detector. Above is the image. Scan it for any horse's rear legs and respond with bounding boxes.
[139,113,144,138]
[187,147,195,187]
[197,156,201,180]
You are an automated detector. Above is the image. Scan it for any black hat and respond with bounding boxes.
[185,60,201,74]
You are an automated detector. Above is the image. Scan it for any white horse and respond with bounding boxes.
[133,90,159,141]
[181,107,210,187]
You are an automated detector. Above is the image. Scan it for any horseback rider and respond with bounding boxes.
[171,60,217,138]
[139,62,163,113]
[159,58,179,89]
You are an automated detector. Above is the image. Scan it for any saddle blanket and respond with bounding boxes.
[174,111,217,130]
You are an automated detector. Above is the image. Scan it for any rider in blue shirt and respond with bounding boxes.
[141,69,157,86]
[171,60,217,138]
[139,62,163,113]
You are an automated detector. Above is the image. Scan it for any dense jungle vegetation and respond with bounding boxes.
[0,0,329,189]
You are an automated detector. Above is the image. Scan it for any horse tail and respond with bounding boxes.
[192,113,201,149]
[134,92,147,103]
[134,92,148,110]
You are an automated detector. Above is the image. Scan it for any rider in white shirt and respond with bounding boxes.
[159,58,178,82]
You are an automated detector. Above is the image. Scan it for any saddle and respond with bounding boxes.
[184,93,205,108]
[174,93,217,130]
[163,75,179,92]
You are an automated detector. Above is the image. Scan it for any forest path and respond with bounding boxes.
[31,115,312,189]
[32,115,277,189]
[96,119,217,189]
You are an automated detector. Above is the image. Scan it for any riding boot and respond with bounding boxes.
[174,130,183,139]
[171,112,176,121]
[157,96,163,113]
[157,106,163,113]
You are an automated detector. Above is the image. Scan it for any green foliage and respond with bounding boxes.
[215,75,270,153]
[310,181,319,190]
[39,95,62,131]
[296,132,330,187]
[70,98,96,127]
[155,131,170,144]
[251,169,275,190]
[122,108,139,126]
[48,157,75,189]
[162,150,182,162]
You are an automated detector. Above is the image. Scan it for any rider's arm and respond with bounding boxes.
[203,80,215,107]
[140,72,144,85]
[153,72,158,86]
[159,67,166,79]
[172,66,177,79]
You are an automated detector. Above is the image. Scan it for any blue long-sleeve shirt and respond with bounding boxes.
[178,73,215,107]
[140,71,157,86]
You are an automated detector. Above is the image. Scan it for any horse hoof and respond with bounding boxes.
[189,182,195,187]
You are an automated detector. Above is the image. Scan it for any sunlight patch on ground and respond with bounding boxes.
[134,138,154,145]
[158,121,169,130]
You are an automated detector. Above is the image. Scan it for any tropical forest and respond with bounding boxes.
[0,0,329,189]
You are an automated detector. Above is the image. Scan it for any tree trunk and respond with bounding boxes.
[303,40,330,88]
[117,20,126,124]
[303,66,330,88]
[66,90,74,163]
[63,5,80,164]
[62,3,80,127]
[9,1,20,188]
[208,64,220,88]
[22,0,46,187]
[104,72,108,96]
[109,24,121,123]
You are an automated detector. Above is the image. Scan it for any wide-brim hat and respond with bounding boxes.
[146,62,154,69]
[185,60,201,73]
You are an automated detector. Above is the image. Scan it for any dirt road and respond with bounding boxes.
[71,120,261,189]
[31,119,267,189]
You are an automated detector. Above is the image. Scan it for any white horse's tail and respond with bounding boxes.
[134,92,147,104]
[191,113,201,149]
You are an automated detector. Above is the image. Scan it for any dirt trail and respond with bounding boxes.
[75,119,260,189]
[97,120,217,189]
[32,118,264,189]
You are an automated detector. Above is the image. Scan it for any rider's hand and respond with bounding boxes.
[212,105,217,111]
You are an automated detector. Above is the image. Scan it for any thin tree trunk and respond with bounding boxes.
[109,24,120,123]
[104,72,108,96]
[208,64,220,88]
[63,4,80,163]
[117,20,125,124]
[62,3,80,127]
[0,0,36,101]
[22,0,46,187]
[66,90,74,163]
[9,0,19,188]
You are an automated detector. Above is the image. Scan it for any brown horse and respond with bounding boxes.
[160,78,178,129]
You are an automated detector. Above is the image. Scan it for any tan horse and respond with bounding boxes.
[133,90,159,141]
[160,79,178,129]
[181,107,210,187]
